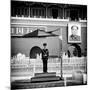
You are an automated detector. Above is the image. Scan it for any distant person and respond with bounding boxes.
[69,25,80,41]
[42,43,49,73]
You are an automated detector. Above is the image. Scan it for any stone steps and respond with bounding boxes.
[35,72,56,77]
[31,72,60,82]
[31,76,60,82]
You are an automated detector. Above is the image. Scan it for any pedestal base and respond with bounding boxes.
[31,72,60,82]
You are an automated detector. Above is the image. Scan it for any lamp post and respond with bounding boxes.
[59,30,63,80]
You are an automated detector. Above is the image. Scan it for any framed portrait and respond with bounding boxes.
[68,22,81,43]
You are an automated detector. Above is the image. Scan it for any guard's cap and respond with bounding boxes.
[43,43,47,46]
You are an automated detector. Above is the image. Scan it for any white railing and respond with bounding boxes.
[11,53,87,80]
[11,16,69,22]
[11,16,87,23]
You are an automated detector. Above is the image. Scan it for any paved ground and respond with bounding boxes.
[11,78,87,89]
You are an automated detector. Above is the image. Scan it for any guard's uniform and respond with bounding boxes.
[42,49,49,73]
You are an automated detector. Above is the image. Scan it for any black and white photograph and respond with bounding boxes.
[10,0,87,89]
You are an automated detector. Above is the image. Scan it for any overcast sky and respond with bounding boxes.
[15,0,88,5]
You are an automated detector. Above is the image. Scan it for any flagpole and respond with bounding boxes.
[61,39,63,79]
[59,28,63,79]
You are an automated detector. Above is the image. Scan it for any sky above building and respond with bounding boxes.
[14,0,88,5]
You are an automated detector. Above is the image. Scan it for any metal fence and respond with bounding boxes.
[11,56,87,81]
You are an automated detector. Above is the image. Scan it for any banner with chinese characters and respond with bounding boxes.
[11,26,46,37]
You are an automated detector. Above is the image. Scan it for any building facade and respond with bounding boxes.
[11,0,87,58]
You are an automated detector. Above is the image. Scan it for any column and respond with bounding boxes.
[63,7,64,19]
[16,27,18,35]
[29,6,30,17]
[11,27,14,34]
[46,7,48,18]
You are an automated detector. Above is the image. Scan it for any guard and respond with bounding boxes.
[42,43,49,73]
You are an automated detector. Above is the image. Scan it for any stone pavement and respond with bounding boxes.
[11,77,87,89]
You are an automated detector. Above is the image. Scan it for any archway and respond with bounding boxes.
[30,46,42,59]
[68,44,81,57]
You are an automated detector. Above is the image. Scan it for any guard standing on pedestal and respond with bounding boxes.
[42,43,49,73]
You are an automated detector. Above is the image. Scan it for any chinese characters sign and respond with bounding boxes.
[11,26,46,36]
